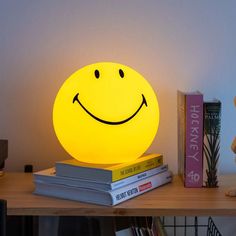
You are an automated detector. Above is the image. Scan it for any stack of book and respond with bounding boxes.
[34,153,172,206]
[177,90,221,188]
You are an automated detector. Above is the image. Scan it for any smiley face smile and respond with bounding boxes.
[73,93,147,125]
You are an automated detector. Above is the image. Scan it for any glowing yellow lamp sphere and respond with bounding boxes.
[53,62,159,164]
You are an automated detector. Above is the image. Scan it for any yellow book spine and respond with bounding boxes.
[112,155,163,182]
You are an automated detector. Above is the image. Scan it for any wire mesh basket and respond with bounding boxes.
[161,216,222,236]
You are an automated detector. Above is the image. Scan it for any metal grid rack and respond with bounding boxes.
[161,216,222,236]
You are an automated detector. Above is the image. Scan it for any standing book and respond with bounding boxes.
[177,91,203,187]
[34,170,172,206]
[55,153,163,182]
[203,100,221,187]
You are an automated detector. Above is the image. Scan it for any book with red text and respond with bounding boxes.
[34,170,172,206]
[177,91,203,187]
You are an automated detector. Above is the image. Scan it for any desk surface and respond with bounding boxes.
[1,173,236,216]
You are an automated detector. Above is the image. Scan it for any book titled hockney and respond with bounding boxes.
[56,153,163,182]
[177,91,203,187]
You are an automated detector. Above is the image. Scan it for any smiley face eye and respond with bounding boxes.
[94,70,100,79]
[119,69,124,78]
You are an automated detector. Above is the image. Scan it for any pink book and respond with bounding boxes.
[177,91,203,187]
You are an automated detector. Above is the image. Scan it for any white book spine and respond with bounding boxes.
[34,165,168,191]
[111,165,168,190]
[110,170,172,205]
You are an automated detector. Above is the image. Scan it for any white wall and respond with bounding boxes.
[1,0,236,173]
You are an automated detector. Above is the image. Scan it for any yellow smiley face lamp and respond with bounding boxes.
[53,62,159,164]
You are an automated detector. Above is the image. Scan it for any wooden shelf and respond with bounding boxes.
[1,173,236,216]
